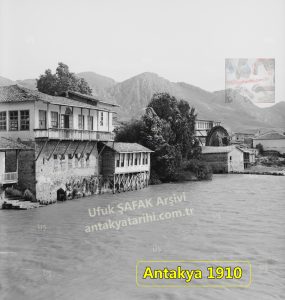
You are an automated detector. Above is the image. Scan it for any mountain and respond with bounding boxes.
[0,76,15,86]
[77,72,116,99]
[105,72,285,132]
[16,79,37,90]
[0,72,284,131]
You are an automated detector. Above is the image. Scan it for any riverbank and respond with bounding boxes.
[242,164,285,175]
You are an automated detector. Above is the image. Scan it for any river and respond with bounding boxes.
[0,174,285,300]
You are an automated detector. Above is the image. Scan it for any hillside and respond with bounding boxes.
[0,72,284,132]
[77,72,116,99]
[104,73,285,132]
[0,76,15,86]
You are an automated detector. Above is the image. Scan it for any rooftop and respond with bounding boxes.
[0,85,116,111]
[253,131,285,140]
[66,90,119,107]
[0,137,32,151]
[103,142,153,153]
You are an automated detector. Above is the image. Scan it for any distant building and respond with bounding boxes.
[253,131,285,154]
[100,142,153,192]
[237,147,256,168]
[231,132,256,147]
[195,119,221,146]
[201,146,244,173]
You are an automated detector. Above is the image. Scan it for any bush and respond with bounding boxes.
[24,189,37,202]
[149,170,162,185]
[5,187,23,198]
[184,159,213,180]
[256,143,264,155]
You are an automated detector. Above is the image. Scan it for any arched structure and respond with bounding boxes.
[206,126,229,146]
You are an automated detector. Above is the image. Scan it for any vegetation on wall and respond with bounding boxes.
[115,93,212,183]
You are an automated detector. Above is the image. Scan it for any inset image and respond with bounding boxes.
[225,58,275,103]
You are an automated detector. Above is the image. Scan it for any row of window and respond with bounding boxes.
[0,109,106,132]
[0,111,30,131]
[40,110,104,130]
[116,153,149,168]
[196,122,212,130]
[52,153,92,171]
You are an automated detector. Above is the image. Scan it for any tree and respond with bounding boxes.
[115,93,205,182]
[37,62,92,96]
[256,143,264,155]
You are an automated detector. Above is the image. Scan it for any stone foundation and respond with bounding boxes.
[35,141,100,203]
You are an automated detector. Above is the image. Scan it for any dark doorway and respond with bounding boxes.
[64,115,69,129]
[57,188,66,201]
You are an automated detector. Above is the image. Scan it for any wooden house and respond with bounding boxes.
[100,142,153,192]
[0,137,32,187]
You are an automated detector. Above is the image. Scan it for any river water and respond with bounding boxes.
[0,174,285,300]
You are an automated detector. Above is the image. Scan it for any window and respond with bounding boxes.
[9,111,18,131]
[127,153,130,166]
[146,153,148,164]
[20,110,30,131]
[87,116,94,130]
[86,153,90,167]
[100,112,104,126]
[68,154,73,169]
[138,153,141,165]
[0,112,7,131]
[78,115,85,130]
[142,153,145,165]
[51,112,59,128]
[121,153,125,167]
[134,153,138,165]
[74,153,79,167]
[39,110,47,129]
[116,155,120,167]
[53,154,59,171]
[130,153,133,166]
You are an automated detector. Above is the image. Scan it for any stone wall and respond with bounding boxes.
[202,153,228,173]
[35,140,99,202]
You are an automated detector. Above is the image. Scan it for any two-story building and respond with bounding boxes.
[0,85,119,202]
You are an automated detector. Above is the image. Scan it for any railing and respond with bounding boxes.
[34,128,115,141]
[0,172,18,184]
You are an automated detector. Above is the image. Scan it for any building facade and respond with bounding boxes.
[100,142,152,192]
[0,85,118,202]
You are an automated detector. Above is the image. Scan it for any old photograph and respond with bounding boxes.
[0,0,285,299]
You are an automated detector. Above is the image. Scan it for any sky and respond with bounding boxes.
[0,0,285,106]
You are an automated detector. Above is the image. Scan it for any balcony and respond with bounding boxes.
[34,128,115,141]
[0,172,18,184]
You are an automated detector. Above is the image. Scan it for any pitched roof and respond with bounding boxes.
[0,85,115,111]
[0,137,32,151]
[201,146,242,154]
[103,142,153,153]
[67,90,119,107]
[253,131,285,140]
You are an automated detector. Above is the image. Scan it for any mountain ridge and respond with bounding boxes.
[0,72,284,132]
